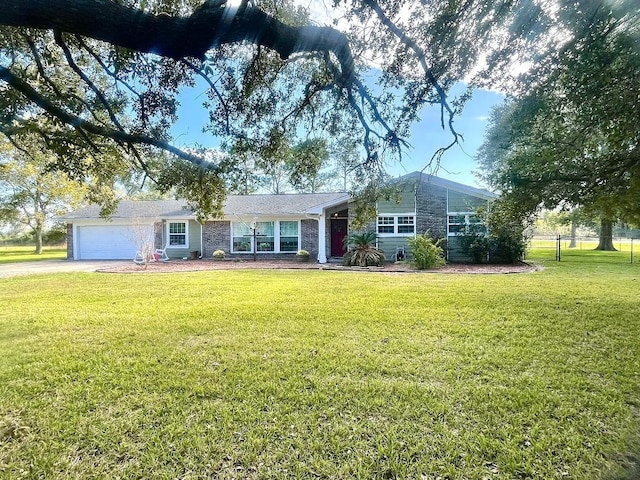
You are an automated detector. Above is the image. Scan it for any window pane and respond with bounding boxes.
[255,222,274,236]
[398,225,414,233]
[233,236,251,251]
[378,225,395,233]
[169,234,186,245]
[377,216,394,225]
[448,225,463,234]
[280,221,298,236]
[169,222,186,234]
[232,222,251,236]
[448,215,464,224]
[257,238,274,251]
[280,237,298,251]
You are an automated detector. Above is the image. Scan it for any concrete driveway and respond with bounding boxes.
[0,260,130,278]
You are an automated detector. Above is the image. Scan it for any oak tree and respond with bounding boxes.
[477,2,640,250]
[0,139,87,253]
[0,0,560,216]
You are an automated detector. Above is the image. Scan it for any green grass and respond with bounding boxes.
[0,246,66,264]
[1,254,639,479]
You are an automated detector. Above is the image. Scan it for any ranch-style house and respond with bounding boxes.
[63,172,497,263]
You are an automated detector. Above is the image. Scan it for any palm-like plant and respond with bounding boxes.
[343,231,386,267]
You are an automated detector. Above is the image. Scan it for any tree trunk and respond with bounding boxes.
[568,219,577,248]
[595,218,616,251]
[34,224,43,254]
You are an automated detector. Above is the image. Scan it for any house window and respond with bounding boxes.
[448,213,486,236]
[377,215,415,235]
[232,222,252,252]
[377,216,395,234]
[168,222,188,247]
[255,221,274,252]
[231,220,300,253]
[397,216,415,234]
[279,221,299,252]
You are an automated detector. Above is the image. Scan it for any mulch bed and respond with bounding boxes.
[99,259,539,274]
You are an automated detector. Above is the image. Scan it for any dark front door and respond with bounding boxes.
[330,218,348,257]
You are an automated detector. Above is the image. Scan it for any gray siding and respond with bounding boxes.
[377,185,415,214]
[377,237,408,261]
[448,190,488,212]
[165,219,201,258]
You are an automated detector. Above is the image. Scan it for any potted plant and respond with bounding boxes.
[212,249,226,261]
[295,249,310,262]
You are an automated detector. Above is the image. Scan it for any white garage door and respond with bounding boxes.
[77,225,154,260]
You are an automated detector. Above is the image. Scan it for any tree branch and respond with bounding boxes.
[1,0,356,83]
[361,0,461,142]
[0,65,215,170]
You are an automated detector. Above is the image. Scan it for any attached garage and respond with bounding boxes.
[75,224,154,260]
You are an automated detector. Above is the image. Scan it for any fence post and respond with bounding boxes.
[632,238,634,264]
[556,234,561,261]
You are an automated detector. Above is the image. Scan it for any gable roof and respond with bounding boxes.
[393,172,498,200]
[63,193,350,220]
[63,175,495,221]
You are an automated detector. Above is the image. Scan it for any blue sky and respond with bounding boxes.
[387,86,503,187]
[171,82,504,188]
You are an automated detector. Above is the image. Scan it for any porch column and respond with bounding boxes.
[317,213,327,263]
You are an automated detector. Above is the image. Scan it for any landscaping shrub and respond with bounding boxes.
[343,231,386,267]
[408,233,446,269]
[458,224,490,263]
[458,201,530,264]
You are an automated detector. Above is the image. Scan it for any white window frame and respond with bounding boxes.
[447,212,485,236]
[279,220,300,252]
[167,221,189,248]
[231,220,300,253]
[377,214,415,236]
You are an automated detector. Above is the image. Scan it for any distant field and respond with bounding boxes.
[529,236,638,252]
[1,252,639,479]
[0,246,66,264]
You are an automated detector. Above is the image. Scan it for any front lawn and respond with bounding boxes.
[1,256,639,478]
[0,245,66,264]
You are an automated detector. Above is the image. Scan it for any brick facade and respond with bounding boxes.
[300,219,318,259]
[154,222,163,250]
[202,220,231,258]
[66,224,73,259]
[415,182,447,239]
[200,219,319,260]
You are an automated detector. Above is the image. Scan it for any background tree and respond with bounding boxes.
[0,0,580,219]
[477,3,640,251]
[329,139,361,192]
[224,139,266,195]
[0,140,87,253]
[287,138,330,193]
